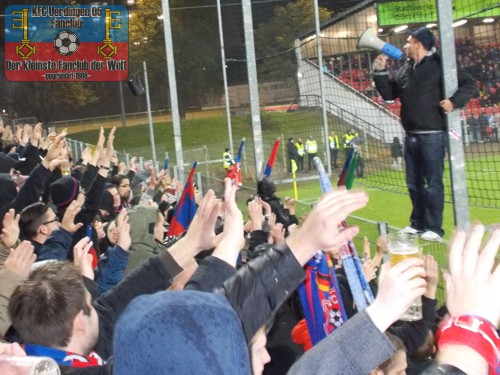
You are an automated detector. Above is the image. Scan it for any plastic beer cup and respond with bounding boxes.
[388,232,423,321]
[0,355,60,374]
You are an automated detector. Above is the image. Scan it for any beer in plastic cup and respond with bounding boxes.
[387,232,423,321]
[0,355,60,374]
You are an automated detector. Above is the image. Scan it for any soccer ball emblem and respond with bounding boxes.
[54,31,80,56]
[329,309,344,328]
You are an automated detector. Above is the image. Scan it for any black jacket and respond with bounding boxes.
[60,249,183,375]
[374,52,478,133]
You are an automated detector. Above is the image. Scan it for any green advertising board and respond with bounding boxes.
[377,0,500,27]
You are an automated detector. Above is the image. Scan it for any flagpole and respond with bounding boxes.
[292,160,298,200]
[293,174,298,200]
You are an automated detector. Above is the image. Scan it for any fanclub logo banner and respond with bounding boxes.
[5,5,129,82]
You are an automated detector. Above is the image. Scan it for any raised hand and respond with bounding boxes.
[182,189,221,253]
[30,123,43,147]
[4,241,36,277]
[373,54,387,71]
[99,127,115,170]
[423,254,438,299]
[14,125,22,144]
[247,199,263,231]
[212,178,244,266]
[257,197,272,217]
[73,237,94,280]
[149,168,158,190]
[270,222,285,245]
[444,225,500,326]
[1,209,20,249]
[81,147,92,164]
[41,131,66,170]
[285,197,296,215]
[362,258,378,282]
[363,236,371,260]
[60,200,83,233]
[91,127,105,166]
[373,234,388,268]
[285,188,369,265]
[129,156,138,173]
[116,210,131,251]
[118,161,127,175]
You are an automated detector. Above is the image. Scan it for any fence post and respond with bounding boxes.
[436,0,470,229]
[241,0,265,178]
[196,171,203,196]
[280,133,287,174]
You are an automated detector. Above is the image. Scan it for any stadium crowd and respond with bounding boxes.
[320,37,500,117]
[0,122,499,375]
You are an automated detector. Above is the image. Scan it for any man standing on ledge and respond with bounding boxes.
[373,27,477,241]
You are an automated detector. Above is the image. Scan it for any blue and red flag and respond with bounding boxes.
[227,138,245,187]
[263,136,281,177]
[167,162,198,236]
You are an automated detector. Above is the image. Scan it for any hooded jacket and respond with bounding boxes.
[124,205,161,275]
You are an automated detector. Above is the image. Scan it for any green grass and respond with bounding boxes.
[70,112,500,306]
[272,179,499,241]
[70,112,500,236]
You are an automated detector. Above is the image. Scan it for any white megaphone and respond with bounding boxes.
[357,27,403,60]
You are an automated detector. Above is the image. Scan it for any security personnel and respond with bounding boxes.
[343,129,358,159]
[223,147,235,174]
[304,135,318,171]
[328,130,340,168]
[295,138,305,171]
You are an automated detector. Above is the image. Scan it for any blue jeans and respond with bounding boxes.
[404,132,445,237]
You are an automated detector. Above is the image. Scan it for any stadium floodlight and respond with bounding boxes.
[378,28,383,33]
[426,23,437,28]
[394,25,408,33]
[482,18,494,23]
[452,19,467,27]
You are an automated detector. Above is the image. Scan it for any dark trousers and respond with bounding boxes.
[297,155,304,170]
[404,132,445,237]
[356,157,364,178]
[307,153,317,171]
[330,148,339,168]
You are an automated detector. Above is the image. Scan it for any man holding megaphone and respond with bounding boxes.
[372,27,478,242]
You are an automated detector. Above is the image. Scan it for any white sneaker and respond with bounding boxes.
[420,231,442,242]
[401,226,421,235]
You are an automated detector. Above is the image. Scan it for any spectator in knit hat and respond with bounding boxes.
[48,129,116,260]
[0,153,18,174]
[50,176,81,213]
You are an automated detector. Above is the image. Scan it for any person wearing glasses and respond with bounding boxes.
[18,200,84,262]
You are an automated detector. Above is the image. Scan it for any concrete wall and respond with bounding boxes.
[296,54,404,143]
